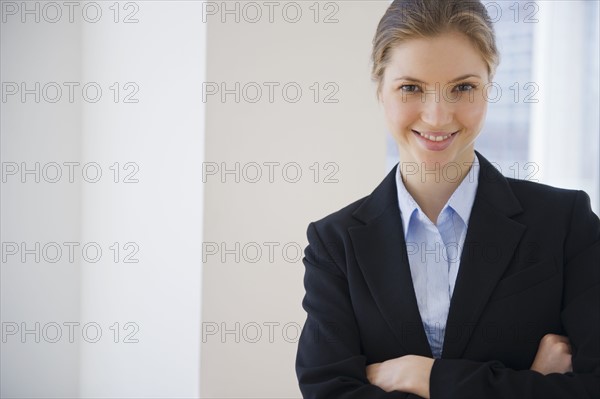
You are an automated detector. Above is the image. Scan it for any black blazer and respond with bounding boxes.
[296,152,600,398]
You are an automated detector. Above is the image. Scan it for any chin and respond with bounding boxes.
[417,152,457,168]
[407,142,460,166]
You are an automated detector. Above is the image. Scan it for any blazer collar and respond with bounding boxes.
[348,151,526,358]
[352,151,522,224]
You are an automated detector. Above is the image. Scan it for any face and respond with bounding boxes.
[379,31,490,170]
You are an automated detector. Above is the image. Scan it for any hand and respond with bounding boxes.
[530,333,573,375]
[366,355,434,398]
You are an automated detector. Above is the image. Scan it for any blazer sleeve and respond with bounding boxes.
[430,190,600,399]
[296,222,421,399]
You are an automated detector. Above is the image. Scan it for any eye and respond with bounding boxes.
[453,83,477,92]
[399,84,421,93]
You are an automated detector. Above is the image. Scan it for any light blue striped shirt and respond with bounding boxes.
[395,155,480,358]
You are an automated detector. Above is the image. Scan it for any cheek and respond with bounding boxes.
[384,97,421,129]
[456,99,488,131]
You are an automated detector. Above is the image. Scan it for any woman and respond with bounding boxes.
[295,0,600,398]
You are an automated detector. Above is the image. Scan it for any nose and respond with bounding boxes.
[420,92,454,127]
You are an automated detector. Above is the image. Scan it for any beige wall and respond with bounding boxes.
[202,2,389,397]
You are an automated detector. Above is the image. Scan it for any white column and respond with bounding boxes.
[1,4,82,397]
[1,1,206,397]
[78,2,205,397]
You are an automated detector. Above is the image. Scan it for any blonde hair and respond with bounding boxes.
[371,0,499,96]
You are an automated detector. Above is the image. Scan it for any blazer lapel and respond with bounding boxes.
[347,153,526,359]
[442,152,526,359]
[349,166,433,357]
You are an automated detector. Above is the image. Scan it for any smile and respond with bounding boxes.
[412,130,458,142]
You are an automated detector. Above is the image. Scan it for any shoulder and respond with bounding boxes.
[301,195,375,275]
[505,178,599,242]
[505,177,582,211]
[506,177,587,206]
[475,151,592,220]
[306,195,369,241]
[306,165,399,241]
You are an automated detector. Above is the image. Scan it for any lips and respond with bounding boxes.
[411,129,459,151]
[412,130,458,142]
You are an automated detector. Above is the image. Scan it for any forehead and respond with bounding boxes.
[384,32,488,81]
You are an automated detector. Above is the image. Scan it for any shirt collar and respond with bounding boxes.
[395,154,480,236]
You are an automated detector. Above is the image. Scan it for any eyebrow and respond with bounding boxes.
[393,74,482,84]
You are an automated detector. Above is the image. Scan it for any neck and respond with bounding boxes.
[399,152,475,224]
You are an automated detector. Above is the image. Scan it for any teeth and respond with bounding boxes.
[417,131,452,141]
